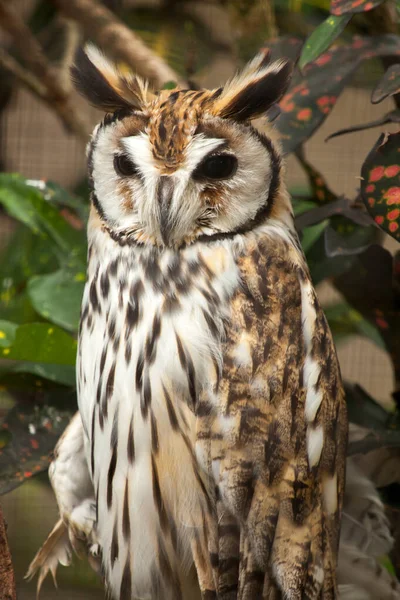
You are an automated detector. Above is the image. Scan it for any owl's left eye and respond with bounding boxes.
[113,154,139,177]
[193,154,238,182]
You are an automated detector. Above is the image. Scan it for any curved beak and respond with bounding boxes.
[157,176,174,245]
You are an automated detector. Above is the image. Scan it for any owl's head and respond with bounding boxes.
[72,47,293,247]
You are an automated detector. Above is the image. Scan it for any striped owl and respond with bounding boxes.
[28,46,347,599]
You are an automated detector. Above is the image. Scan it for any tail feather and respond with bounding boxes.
[25,519,72,598]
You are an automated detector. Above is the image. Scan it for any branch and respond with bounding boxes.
[0,505,16,600]
[0,48,47,98]
[0,0,91,140]
[50,0,185,88]
[58,18,81,89]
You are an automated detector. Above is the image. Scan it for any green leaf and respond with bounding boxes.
[26,179,89,223]
[361,132,400,242]
[27,269,85,332]
[0,321,17,348]
[162,81,177,90]
[299,15,352,70]
[291,198,317,216]
[325,302,385,348]
[0,322,77,365]
[0,174,85,260]
[0,225,59,324]
[301,220,329,253]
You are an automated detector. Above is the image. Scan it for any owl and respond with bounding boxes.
[27,46,347,600]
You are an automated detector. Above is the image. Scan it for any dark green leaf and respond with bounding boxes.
[325,110,400,141]
[27,269,85,332]
[324,216,377,257]
[325,303,385,348]
[299,15,352,70]
[348,430,400,455]
[361,132,400,242]
[295,197,373,231]
[372,64,400,104]
[0,404,71,495]
[3,362,76,387]
[330,0,385,15]
[345,382,391,430]
[307,233,359,285]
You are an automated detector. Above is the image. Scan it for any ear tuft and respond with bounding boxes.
[71,45,150,113]
[212,57,293,123]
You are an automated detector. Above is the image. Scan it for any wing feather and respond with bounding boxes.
[196,230,347,599]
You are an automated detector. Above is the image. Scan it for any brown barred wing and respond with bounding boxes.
[195,234,347,600]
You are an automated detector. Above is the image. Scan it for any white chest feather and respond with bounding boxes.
[77,227,239,598]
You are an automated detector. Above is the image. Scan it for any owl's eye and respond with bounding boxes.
[193,154,238,182]
[113,154,139,177]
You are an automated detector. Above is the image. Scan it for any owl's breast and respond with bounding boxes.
[76,235,241,597]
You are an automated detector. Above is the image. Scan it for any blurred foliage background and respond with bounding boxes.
[0,0,400,598]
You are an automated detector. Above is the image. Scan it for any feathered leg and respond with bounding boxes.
[26,412,100,594]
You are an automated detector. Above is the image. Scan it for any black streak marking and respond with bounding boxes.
[122,479,130,541]
[127,418,135,464]
[145,313,162,365]
[141,375,152,419]
[107,445,117,510]
[151,454,168,531]
[89,278,100,313]
[100,271,110,299]
[163,384,179,431]
[135,350,144,391]
[111,520,119,564]
[151,411,159,454]
[120,556,132,600]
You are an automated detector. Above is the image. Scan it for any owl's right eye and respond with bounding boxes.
[113,154,139,177]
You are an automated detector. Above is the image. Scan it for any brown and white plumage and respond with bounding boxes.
[28,47,348,599]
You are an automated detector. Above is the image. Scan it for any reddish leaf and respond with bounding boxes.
[275,35,400,154]
[330,0,385,16]
[295,148,337,204]
[372,64,400,104]
[334,245,400,383]
[0,404,71,495]
[361,132,400,242]
[265,36,304,63]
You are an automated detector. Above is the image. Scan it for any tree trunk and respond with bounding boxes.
[0,504,16,600]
